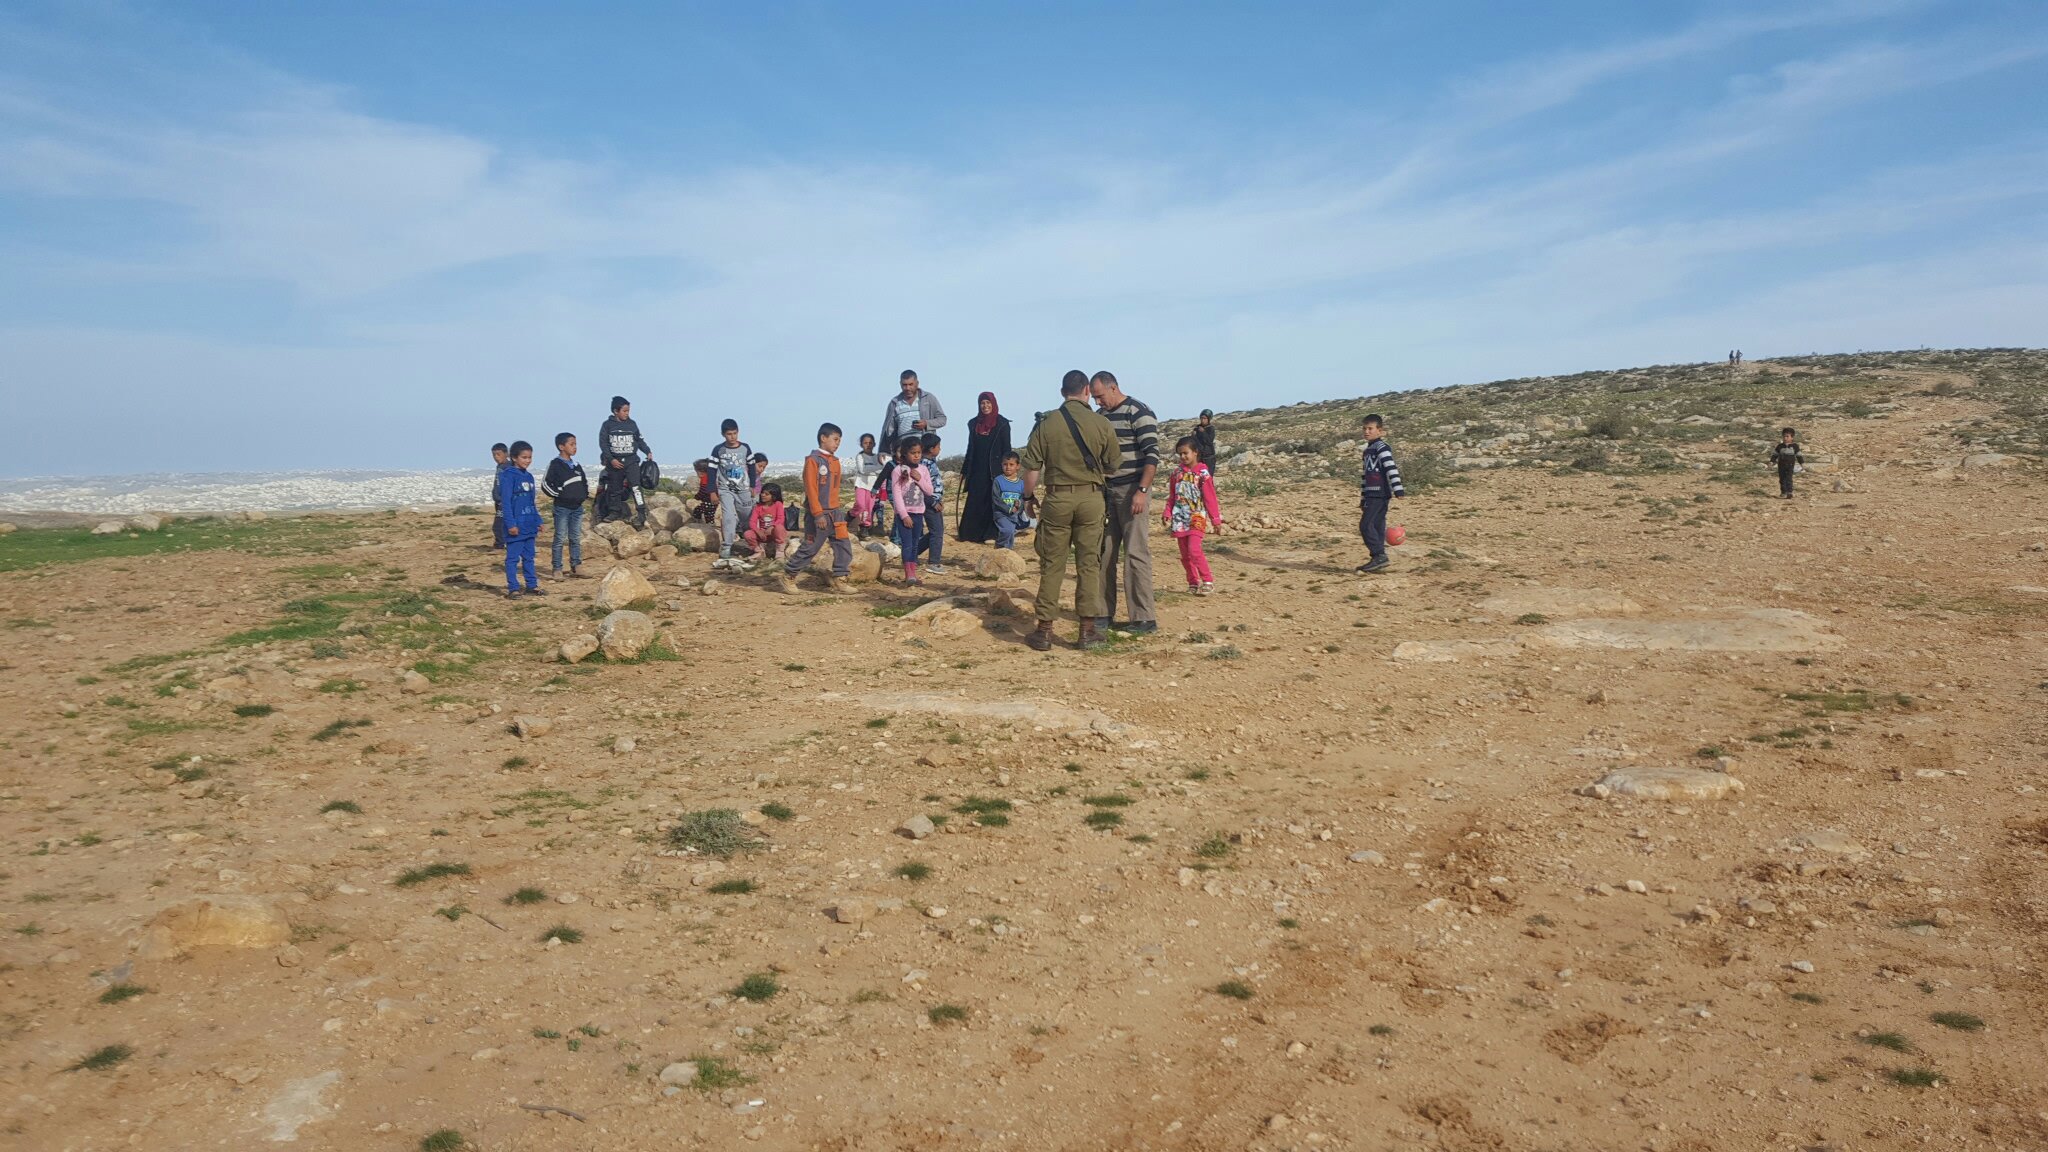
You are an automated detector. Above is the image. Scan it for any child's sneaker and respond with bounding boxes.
[1188,584,1201,595]
[526,586,547,596]
[1357,557,1390,574]
[550,568,563,579]
[503,588,522,599]
[1201,581,1215,595]
[776,572,798,595]
[927,563,945,575]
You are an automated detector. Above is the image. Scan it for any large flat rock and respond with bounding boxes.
[1529,608,1839,652]
[1391,638,1522,663]
[1583,766,1745,801]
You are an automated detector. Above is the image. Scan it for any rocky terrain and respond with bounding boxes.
[2,349,2045,1152]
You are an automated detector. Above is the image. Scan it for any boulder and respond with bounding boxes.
[514,714,554,739]
[598,610,657,659]
[612,531,654,559]
[898,814,936,840]
[137,895,292,960]
[831,899,877,925]
[976,550,1028,578]
[91,520,126,536]
[0,521,16,535]
[1581,766,1744,801]
[652,506,687,532]
[595,566,658,610]
[399,670,431,694]
[675,525,720,554]
[591,520,634,542]
[128,514,163,532]
[558,634,600,664]
[830,547,883,583]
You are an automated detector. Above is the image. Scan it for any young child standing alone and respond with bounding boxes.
[496,441,546,599]
[888,437,935,585]
[1770,427,1804,499]
[1163,436,1224,594]
[1356,413,1406,574]
[540,432,589,578]
[709,419,758,571]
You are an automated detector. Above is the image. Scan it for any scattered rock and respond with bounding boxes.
[558,634,600,664]
[977,550,1028,578]
[1347,850,1386,865]
[128,513,163,532]
[612,531,655,559]
[1962,452,2015,469]
[659,1061,700,1087]
[898,814,936,840]
[831,899,876,924]
[1582,766,1745,801]
[91,520,126,536]
[1794,830,1868,857]
[399,670,431,694]
[1788,960,1816,974]
[595,566,659,610]
[597,610,657,659]
[514,714,554,739]
[137,895,293,960]
[925,905,949,919]
[1624,880,1648,894]
[1391,638,1521,663]
[613,736,637,754]
[701,579,724,597]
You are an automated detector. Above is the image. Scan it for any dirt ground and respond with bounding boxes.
[3,388,2046,1152]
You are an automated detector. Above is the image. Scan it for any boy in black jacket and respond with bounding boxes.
[488,442,509,551]
[1355,414,1406,574]
[597,395,654,527]
[542,432,590,578]
[1770,428,1804,498]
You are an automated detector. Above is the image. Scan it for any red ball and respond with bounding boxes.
[1386,524,1407,546]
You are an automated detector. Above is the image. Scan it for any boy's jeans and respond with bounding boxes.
[551,505,584,571]
[1359,496,1390,561]
[922,505,945,566]
[994,509,1020,549]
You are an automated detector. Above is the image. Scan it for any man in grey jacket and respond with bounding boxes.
[879,370,946,455]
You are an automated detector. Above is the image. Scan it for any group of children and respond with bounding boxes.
[488,396,1439,600]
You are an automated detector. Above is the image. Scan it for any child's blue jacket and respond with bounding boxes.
[497,466,543,534]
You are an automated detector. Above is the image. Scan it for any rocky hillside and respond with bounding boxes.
[1167,348,2047,491]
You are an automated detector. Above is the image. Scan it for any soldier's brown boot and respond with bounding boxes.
[1026,621,1054,651]
[1078,619,1108,650]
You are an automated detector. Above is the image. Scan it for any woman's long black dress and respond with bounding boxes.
[956,415,1012,544]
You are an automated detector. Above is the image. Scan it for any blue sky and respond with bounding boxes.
[2,1,2045,475]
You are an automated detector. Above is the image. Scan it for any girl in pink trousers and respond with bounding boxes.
[1162,436,1224,595]
[887,437,936,585]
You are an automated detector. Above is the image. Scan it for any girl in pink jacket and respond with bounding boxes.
[1162,436,1224,595]
[887,438,936,585]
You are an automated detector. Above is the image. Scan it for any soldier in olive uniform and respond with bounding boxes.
[1018,370,1121,651]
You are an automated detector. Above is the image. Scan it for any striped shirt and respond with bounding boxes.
[1360,438,1405,497]
[1099,396,1160,487]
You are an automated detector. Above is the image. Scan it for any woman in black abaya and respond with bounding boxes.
[956,391,1011,545]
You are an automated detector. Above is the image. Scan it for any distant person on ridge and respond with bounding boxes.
[1356,413,1406,574]
[597,396,654,528]
[1193,409,1217,472]
[879,370,946,456]
[1770,427,1804,499]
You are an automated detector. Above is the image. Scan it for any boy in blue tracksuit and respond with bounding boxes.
[1355,414,1405,574]
[497,441,546,598]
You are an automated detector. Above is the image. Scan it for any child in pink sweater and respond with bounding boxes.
[1162,436,1224,594]
[887,438,936,584]
[744,483,789,559]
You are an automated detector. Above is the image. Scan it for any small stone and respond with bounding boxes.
[1286,1041,1308,1057]
[558,635,599,664]
[898,814,936,840]
[1625,880,1648,894]
[514,715,554,739]
[471,1048,500,1061]
[1788,960,1816,974]
[1418,897,1449,913]
[1177,867,1198,887]
[1268,1114,1292,1131]
[1346,850,1385,865]
[1689,904,1720,924]
[399,670,431,694]
[925,905,949,919]
[832,899,875,924]
[556,892,579,904]
[613,736,637,754]
[701,580,724,597]
[659,1061,699,1087]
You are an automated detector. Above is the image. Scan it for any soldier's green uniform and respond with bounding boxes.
[1018,398,1120,623]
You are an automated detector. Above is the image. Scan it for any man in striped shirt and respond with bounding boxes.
[1089,370,1160,633]
[1357,413,1406,574]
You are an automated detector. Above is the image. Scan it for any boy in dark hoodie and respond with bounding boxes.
[541,432,590,578]
[597,395,654,527]
[488,442,509,550]
[1770,427,1804,498]
[1355,414,1406,574]
[497,441,546,598]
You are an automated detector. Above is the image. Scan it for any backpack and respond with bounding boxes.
[783,504,800,531]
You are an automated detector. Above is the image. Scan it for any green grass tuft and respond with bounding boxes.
[1083,810,1123,829]
[505,887,546,905]
[69,1044,133,1071]
[539,924,583,944]
[435,905,467,921]
[691,1055,752,1090]
[394,861,471,888]
[708,878,758,895]
[1195,835,1232,859]
[320,799,362,814]
[893,861,932,882]
[758,801,795,822]
[98,983,148,1005]
[1862,1031,1912,1053]
[927,1003,968,1025]
[1930,1011,1984,1032]
[667,808,764,857]
[1083,793,1134,808]
[1887,1067,1941,1088]
[1213,980,1254,1000]
[732,973,780,1002]
[1368,1023,1394,1036]
[232,703,276,718]
[420,1129,466,1152]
